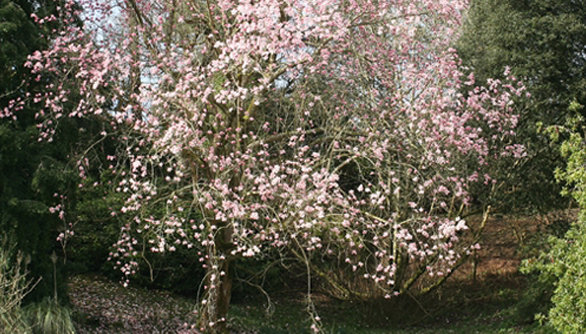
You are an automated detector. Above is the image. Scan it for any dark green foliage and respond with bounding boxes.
[1,0,40,93]
[458,0,586,213]
[63,162,208,294]
[0,121,73,303]
[0,0,77,303]
[459,1,586,105]
[132,247,207,296]
[514,271,555,325]
[64,175,123,275]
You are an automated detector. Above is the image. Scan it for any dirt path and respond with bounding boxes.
[455,210,575,282]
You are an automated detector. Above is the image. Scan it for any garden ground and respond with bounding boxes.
[69,212,573,333]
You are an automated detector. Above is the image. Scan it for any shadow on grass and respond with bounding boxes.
[68,270,554,333]
[227,272,555,334]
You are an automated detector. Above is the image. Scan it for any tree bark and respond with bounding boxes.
[200,221,234,334]
[216,258,232,334]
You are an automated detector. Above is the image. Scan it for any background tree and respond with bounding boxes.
[457,0,586,213]
[0,0,74,303]
[21,0,526,332]
[1,0,202,303]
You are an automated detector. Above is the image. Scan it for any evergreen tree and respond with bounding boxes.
[0,0,74,302]
[458,0,586,212]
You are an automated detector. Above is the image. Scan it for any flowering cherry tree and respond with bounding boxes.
[8,0,527,332]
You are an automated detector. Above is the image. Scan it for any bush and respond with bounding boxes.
[521,101,586,333]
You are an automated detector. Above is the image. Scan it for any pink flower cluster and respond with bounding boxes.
[18,0,527,330]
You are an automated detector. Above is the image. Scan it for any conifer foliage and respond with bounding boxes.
[0,0,72,303]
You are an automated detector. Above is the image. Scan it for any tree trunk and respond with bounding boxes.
[216,258,232,333]
[200,256,233,334]
[200,222,234,334]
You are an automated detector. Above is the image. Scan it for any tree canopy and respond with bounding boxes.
[8,1,530,332]
[457,0,586,212]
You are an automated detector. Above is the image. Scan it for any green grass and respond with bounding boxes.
[227,296,551,334]
[23,298,76,334]
[226,274,555,334]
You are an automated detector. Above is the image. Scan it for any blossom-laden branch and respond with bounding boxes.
[9,0,528,332]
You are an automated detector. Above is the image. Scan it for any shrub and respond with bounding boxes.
[0,237,35,333]
[521,101,586,333]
